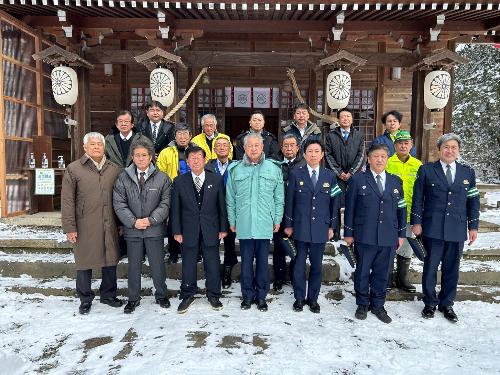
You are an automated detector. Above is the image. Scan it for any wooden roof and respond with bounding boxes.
[2,1,499,25]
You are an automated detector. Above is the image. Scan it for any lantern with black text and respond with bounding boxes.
[51,66,78,106]
[424,69,451,111]
[150,67,175,107]
[326,69,351,110]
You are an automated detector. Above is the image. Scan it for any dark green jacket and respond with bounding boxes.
[105,128,144,168]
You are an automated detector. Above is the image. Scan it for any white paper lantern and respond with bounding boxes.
[51,66,78,106]
[150,67,175,107]
[326,70,351,110]
[424,70,451,111]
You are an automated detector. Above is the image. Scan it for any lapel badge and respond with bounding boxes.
[323,182,330,188]
[463,179,469,185]
[207,184,212,189]
[393,189,399,194]
[362,185,366,189]
[299,181,304,186]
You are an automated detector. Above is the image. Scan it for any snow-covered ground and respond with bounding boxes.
[0,279,499,375]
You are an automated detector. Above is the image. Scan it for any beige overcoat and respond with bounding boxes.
[61,155,122,270]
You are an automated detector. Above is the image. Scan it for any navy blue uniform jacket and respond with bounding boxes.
[284,166,341,243]
[410,161,480,242]
[344,170,407,247]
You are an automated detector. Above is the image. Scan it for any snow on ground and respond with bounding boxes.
[485,191,500,207]
[0,279,499,375]
[0,223,66,242]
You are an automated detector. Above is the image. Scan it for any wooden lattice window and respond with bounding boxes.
[130,86,151,124]
[347,89,376,151]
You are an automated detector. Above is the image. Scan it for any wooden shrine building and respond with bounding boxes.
[0,1,498,216]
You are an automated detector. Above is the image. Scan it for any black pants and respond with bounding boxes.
[223,230,237,267]
[126,237,168,302]
[180,241,221,300]
[272,231,288,282]
[76,266,118,303]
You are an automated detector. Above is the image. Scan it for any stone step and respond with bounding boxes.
[463,249,500,261]
[478,220,500,233]
[0,238,338,256]
[1,252,499,285]
[2,276,499,304]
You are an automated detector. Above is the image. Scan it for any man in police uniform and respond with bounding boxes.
[411,133,479,322]
[284,139,341,313]
[344,143,407,323]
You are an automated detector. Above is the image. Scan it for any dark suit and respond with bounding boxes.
[234,129,280,161]
[284,165,341,302]
[171,169,228,299]
[411,161,480,308]
[272,155,306,284]
[207,159,237,268]
[344,170,407,309]
[139,119,175,155]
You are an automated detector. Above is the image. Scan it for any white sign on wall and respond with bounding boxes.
[35,169,55,195]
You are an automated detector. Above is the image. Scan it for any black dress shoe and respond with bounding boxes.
[355,305,368,320]
[208,297,223,311]
[438,305,458,323]
[273,280,284,291]
[293,299,305,312]
[309,301,321,314]
[156,298,171,308]
[100,297,124,308]
[256,299,268,312]
[421,305,436,319]
[124,300,140,314]
[222,266,233,289]
[79,302,92,315]
[177,296,195,314]
[371,307,392,324]
[241,299,252,310]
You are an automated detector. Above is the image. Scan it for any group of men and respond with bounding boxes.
[61,101,479,324]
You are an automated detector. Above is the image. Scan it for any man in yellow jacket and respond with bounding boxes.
[386,130,422,293]
[191,114,233,162]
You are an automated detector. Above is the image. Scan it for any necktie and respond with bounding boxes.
[343,131,349,141]
[152,123,158,144]
[194,176,202,193]
[139,172,145,190]
[376,174,384,195]
[311,169,317,188]
[446,165,453,186]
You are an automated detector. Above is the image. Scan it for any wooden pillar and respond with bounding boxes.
[0,20,6,217]
[411,70,428,162]
[308,68,317,112]
[443,40,456,134]
[375,42,386,136]
[120,39,128,110]
[74,67,91,160]
[187,68,197,134]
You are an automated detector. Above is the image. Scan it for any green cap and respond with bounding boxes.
[394,130,412,142]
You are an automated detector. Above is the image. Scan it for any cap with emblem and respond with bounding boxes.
[394,130,412,142]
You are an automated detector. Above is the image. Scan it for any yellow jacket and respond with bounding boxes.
[156,145,180,181]
[386,154,422,222]
[191,132,233,162]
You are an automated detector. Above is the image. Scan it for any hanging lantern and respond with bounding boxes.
[51,66,78,106]
[326,69,351,110]
[424,69,451,111]
[150,67,175,107]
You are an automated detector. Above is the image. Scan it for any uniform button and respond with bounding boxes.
[312,207,315,210]
[446,213,450,216]
[448,192,452,195]
[379,221,383,223]
[381,201,384,204]
[312,217,315,220]
[448,202,451,205]
[313,197,315,200]
[380,211,383,213]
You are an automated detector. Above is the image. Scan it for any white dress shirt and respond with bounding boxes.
[217,159,229,176]
[191,170,206,186]
[120,131,133,141]
[440,160,456,183]
[306,164,320,178]
[137,166,149,181]
[371,170,387,191]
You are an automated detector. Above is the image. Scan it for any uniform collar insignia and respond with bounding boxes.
[463,179,469,184]
[323,182,330,188]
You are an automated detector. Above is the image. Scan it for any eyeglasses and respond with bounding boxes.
[117,120,132,124]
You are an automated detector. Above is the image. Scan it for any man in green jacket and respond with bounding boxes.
[105,110,143,168]
[226,133,284,312]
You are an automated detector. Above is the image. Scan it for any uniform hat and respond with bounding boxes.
[277,237,297,260]
[406,235,427,262]
[394,130,412,142]
[338,243,357,268]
